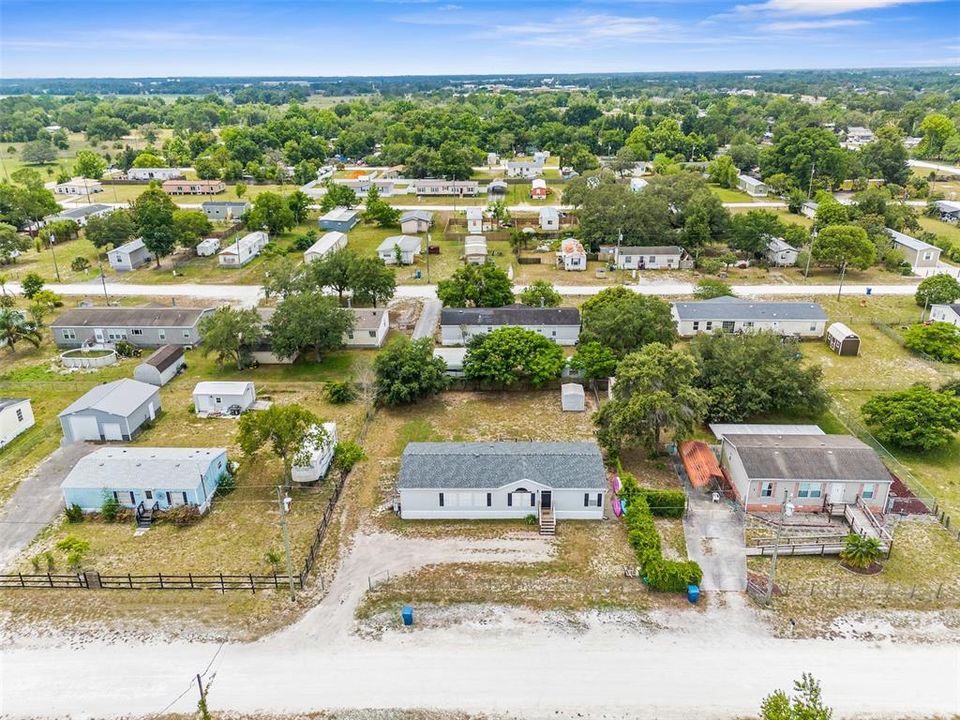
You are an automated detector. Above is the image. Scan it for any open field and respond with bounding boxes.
[917,216,960,248]
[708,184,757,203]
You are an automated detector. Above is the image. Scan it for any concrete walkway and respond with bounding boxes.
[0,442,98,570]
[412,298,441,341]
[683,491,747,592]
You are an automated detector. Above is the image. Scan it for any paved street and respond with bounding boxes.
[0,442,98,571]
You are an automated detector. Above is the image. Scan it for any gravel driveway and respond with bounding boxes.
[0,442,97,570]
[683,490,747,592]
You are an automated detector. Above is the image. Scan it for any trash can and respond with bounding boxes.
[401,605,414,626]
[687,584,700,604]
[415,269,422,279]
[866,287,872,296]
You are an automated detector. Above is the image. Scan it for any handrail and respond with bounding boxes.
[856,495,893,541]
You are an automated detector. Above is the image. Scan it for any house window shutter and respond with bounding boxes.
[439,492,444,507]
[584,493,589,507]
[486,493,492,507]
[530,494,535,507]
[507,493,512,507]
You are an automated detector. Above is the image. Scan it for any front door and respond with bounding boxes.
[166,491,187,507]
[829,483,846,505]
[540,490,552,509]
[94,328,105,343]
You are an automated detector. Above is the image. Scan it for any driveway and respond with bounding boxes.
[0,442,98,570]
[412,298,441,341]
[683,490,747,592]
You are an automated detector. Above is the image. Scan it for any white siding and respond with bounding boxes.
[399,486,604,520]
[440,323,580,347]
[676,318,825,338]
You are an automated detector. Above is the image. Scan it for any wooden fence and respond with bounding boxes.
[0,571,302,592]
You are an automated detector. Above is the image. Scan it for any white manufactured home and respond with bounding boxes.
[440,305,581,346]
[0,398,35,448]
[291,422,338,484]
[218,231,269,267]
[672,298,827,338]
[397,442,607,523]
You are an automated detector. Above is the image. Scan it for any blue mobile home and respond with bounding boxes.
[60,447,229,514]
[318,208,359,233]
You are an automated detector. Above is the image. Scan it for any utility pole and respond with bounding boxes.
[803,234,815,279]
[97,256,109,302]
[766,490,794,605]
[49,233,62,283]
[836,259,847,302]
[276,486,296,601]
[806,161,816,199]
[196,673,210,720]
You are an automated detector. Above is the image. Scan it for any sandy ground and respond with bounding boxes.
[2,531,959,719]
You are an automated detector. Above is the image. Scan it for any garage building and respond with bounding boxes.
[58,379,161,443]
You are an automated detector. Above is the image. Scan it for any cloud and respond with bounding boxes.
[4,28,236,51]
[487,14,674,47]
[735,0,940,16]
[760,18,869,30]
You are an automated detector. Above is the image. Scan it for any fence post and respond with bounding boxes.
[220,573,225,594]
[158,573,164,590]
[128,573,132,589]
[47,572,53,588]
[189,573,194,589]
[910,585,916,599]
[18,573,23,588]
[250,574,255,593]
[936,582,943,599]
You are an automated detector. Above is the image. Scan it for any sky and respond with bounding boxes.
[1,0,958,78]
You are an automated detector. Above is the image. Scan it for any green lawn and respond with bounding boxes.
[708,184,757,203]
[917,216,960,249]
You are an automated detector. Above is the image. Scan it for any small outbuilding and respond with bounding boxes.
[196,238,221,257]
[399,210,434,234]
[192,381,256,417]
[134,345,186,387]
[377,235,421,265]
[109,238,154,272]
[560,383,585,412]
[318,208,360,232]
[826,322,861,356]
[433,347,467,377]
[463,235,488,265]
[291,422,338,484]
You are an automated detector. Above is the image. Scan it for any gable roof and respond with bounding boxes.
[723,434,891,482]
[193,381,253,396]
[680,440,723,489]
[305,231,346,256]
[319,208,359,222]
[399,210,433,223]
[440,304,580,327]
[51,306,211,329]
[738,174,766,187]
[767,237,796,253]
[61,447,226,491]
[350,307,387,330]
[378,235,421,252]
[139,344,184,373]
[48,204,113,221]
[709,423,825,441]
[539,206,559,219]
[399,442,606,490]
[887,228,939,253]
[618,245,682,256]
[113,238,147,255]
[673,298,827,322]
[59,379,158,418]
[0,398,30,412]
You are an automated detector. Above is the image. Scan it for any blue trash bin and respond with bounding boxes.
[866,287,873,296]
[402,605,414,626]
[687,584,700,604]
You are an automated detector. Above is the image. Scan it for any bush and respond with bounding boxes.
[618,471,702,593]
[326,380,357,404]
[333,441,366,473]
[840,533,884,569]
[155,506,201,527]
[903,322,960,363]
[70,256,91,272]
[55,535,90,555]
[113,340,141,358]
[64,504,84,523]
[100,495,120,522]
[694,278,734,300]
[264,548,283,571]
[524,513,538,526]
[215,472,237,497]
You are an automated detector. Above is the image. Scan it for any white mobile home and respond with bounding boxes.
[377,235,421,265]
[126,167,184,181]
[463,236,488,265]
[344,308,389,348]
[0,398,35,448]
[737,175,769,197]
[466,207,484,234]
[201,201,251,222]
[304,231,348,263]
[672,298,827,338]
[539,206,559,231]
[766,237,799,267]
[196,238,221,257]
[440,305,581,346]
[218,231,268,267]
[397,442,606,522]
[192,381,256,417]
[51,306,212,349]
[55,178,103,196]
[930,304,960,327]
[612,245,684,270]
[291,422,338,484]
[433,347,467,377]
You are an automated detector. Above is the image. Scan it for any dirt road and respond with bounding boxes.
[3,532,958,719]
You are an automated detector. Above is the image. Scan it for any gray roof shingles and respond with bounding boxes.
[51,306,211,329]
[673,298,826,322]
[724,434,892,482]
[441,304,580,327]
[399,441,606,490]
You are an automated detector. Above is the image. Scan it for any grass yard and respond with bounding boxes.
[917,216,960,249]
[749,518,960,636]
[708,185,757,203]
[727,206,813,229]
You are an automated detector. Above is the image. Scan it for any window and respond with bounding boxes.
[551,330,556,337]
[131,329,143,336]
[760,482,773,498]
[368,330,376,338]
[797,482,822,499]
[692,321,700,331]
[507,493,512,507]
[347,332,354,340]
[705,322,713,331]
[648,256,656,263]
[862,483,875,500]
[214,397,222,404]
[62,329,76,340]
[145,490,153,500]
[16,408,23,422]
[486,492,492,507]
[438,492,444,507]
[158,330,166,340]
[530,493,536,507]
[722,321,735,332]
[584,493,590,507]
[743,321,754,328]
[809,323,817,332]
[183,331,190,338]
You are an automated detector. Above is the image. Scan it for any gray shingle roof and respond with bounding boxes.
[399,210,433,223]
[441,304,580,327]
[113,238,147,255]
[59,379,159,418]
[399,442,606,490]
[378,235,421,252]
[767,237,795,253]
[618,245,682,256]
[673,298,826,322]
[140,344,184,372]
[47,204,113,221]
[887,228,938,253]
[723,434,891,482]
[350,308,387,330]
[51,306,212,329]
[61,447,226,491]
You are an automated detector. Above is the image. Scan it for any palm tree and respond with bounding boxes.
[840,533,884,569]
[0,308,42,352]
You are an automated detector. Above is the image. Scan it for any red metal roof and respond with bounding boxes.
[680,440,723,489]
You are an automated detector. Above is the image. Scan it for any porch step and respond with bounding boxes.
[137,509,155,528]
[539,517,556,536]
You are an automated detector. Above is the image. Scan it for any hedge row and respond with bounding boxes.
[619,473,702,593]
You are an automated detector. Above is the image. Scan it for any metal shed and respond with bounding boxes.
[826,322,860,356]
[561,383,585,412]
[134,345,185,387]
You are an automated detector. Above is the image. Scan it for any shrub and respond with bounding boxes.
[55,536,90,556]
[264,548,283,571]
[100,495,120,522]
[645,558,703,592]
[326,380,357,405]
[70,256,91,272]
[30,555,41,571]
[524,513,538,526]
[903,322,960,363]
[333,441,366,473]
[840,533,884,569]
[64,504,84,523]
[113,340,141,358]
[638,488,686,519]
[44,551,55,571]
[694,278,734,300]
[66,551,84,571]
[215,472,237,497]
[155,506,201,527]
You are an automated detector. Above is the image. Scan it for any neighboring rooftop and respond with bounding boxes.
[767,237,796,252]
[139,344,184,373]
[398,442,606,489]
[673,298,827,321]
[47,204,113,221]
[58,379,157,418]
[0,398,29,412]
[193,381,254,395]
[51,306,211,328]
[61,447,227,491]
[350,307,387,330]
[378,235,421,252]
[617,245,682,255]
[113,238,147,254]
[722,434,891,482]
[320,208,359,222]
[441,304,581,327]
[399,210,433,223]
[709,423,825,442]
[887,228,938,252]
